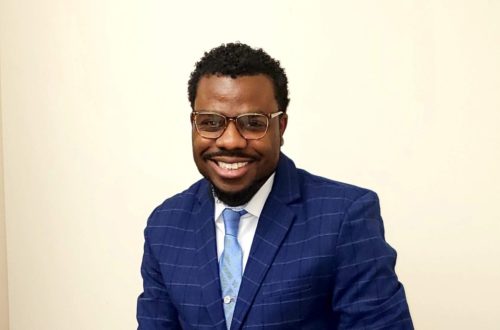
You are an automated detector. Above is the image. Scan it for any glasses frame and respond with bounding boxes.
[191,111,284,140]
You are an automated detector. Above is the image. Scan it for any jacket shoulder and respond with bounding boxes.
[146,179,208,226]
[296,168,377,203]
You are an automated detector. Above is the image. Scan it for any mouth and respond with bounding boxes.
[208,157,254,180]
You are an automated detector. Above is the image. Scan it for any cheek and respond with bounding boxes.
[267,128,282,149]
[192,134,210,153]
[252,136,281,160]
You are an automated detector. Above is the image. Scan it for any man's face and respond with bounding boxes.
[192,74,287,206]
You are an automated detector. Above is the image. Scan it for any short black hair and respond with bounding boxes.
[188,42,290,112]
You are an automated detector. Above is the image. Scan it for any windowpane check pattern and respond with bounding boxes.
[137,154,413,329]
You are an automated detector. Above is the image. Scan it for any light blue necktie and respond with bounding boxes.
[220,208,246,329]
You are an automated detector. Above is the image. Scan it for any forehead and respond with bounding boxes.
[194,74,277,112]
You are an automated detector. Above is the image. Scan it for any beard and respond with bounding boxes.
[211,174,271,207]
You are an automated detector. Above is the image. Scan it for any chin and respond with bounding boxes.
[212,177,267,207]
[212,185,254,207]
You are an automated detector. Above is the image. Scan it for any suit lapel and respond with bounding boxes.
[194,182,227,329]
[231,154,300,330]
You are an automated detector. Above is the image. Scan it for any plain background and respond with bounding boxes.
[1,0,499,329]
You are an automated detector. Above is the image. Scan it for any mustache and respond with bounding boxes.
[202,150,257,160]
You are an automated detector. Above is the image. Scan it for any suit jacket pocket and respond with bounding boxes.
[261,282,312,298]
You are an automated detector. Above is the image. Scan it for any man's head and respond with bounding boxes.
[188,43,289,206]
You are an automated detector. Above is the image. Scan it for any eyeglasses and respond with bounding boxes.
[191,111,283,140]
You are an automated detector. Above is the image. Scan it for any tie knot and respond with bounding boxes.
[222,208,246,237]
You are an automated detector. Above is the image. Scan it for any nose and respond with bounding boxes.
[215,120,247,150]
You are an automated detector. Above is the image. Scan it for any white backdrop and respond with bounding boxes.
[1,0,499,329]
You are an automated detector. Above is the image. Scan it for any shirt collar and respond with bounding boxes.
[214,173,275,221]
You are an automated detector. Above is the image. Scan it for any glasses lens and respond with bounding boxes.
[237,114,268,139]
[195,113,225,137]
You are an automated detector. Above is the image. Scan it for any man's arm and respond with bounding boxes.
[137,227,181,329]
[332,190,413,329]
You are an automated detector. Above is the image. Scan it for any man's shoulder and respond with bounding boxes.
[147,178,208,224]
[294,166,377,203]
[276,154,377,204]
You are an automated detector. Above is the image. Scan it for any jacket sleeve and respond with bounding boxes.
[137,223,181,329]
[331,190,414,329]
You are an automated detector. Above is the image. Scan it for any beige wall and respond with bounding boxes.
[0,0,499,329]
[0,57,9,330]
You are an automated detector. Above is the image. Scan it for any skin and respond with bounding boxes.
[192,74,288,206]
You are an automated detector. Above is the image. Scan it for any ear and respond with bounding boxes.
[279,113,288,136]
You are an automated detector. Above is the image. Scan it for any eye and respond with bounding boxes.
[240,115,267,131]
[200,118,219,127]
[196,114,225,131]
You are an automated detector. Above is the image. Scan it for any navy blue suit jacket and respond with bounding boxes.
[137,154,413,329]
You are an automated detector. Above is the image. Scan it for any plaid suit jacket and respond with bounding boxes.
[137,153,413,329]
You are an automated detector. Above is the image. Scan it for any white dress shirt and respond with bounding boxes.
[214,173,275,272]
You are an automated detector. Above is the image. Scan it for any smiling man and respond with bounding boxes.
[137,43,413,329]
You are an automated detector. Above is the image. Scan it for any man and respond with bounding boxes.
[137,43,413,329]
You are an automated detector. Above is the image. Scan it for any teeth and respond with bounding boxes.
[217,161,248,170]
